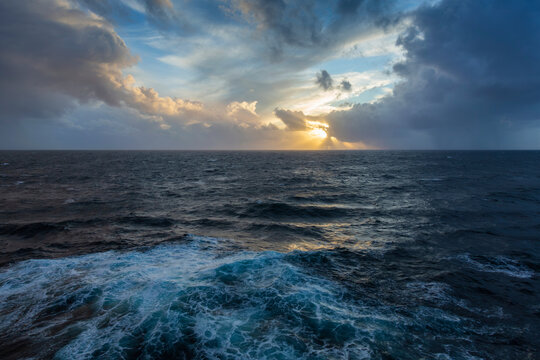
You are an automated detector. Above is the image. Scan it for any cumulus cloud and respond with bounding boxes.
[226,101,261,126]
[0,0,203,126]
[326,0,540,149]
[121,75,203,117]
[0,1,132,118]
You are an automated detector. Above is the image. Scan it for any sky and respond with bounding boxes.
[0,0,539,150]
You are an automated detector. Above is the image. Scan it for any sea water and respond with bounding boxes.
[0,151,538,359]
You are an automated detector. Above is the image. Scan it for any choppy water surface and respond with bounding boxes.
[0,151,538,359]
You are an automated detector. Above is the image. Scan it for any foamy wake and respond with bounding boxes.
[0,236,494,359]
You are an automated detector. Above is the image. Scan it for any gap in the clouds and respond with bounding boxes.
[331,86,393,107]
[117,33,196,99]
[318,54,394,75]
[308,55,400,108]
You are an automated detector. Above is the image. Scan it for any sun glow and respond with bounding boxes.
[305,120,329,140]
[309,127,328,139]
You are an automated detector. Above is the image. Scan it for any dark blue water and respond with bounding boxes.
[0,151,538,359]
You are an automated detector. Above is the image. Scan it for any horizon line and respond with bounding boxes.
[1,149,539,152]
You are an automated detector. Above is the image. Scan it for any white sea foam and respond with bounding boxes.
[0,237,368,359]
[0,237,496,359]
[457,254,534,279]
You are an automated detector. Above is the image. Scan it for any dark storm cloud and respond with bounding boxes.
[327,0,540,149]
[316,70,333,91]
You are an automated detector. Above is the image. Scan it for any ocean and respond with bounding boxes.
[0,150,538,359]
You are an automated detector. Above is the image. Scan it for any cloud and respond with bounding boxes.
[144,0,173,14]
[0,1,133,118]
[0,0,204,126]
[226,101,261,126]
[0,101,312,150]
[75,0,137,24]
[316,71,352,93]
[339,80,352,92]
[274,109,308,130]
[274,109,328,132]
[8,0,537,150]
[129,0,407,121]
[0,0,319,149]
[325,0,540,149]
[121,75,203,117]
[227,0,402,59]
[230,0,326,50]
[316,70,333,91]
[76,0,191,33]
[0,0,411,150]
[141,0,193,33]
